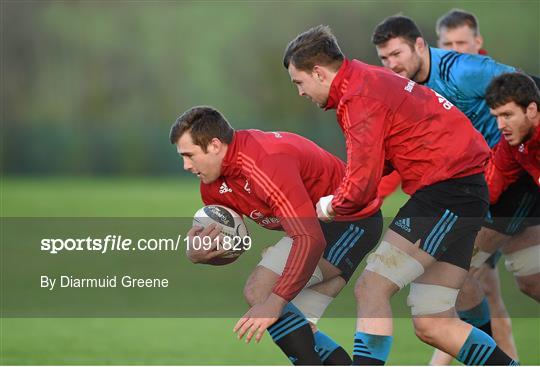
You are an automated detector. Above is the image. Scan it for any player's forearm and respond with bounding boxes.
[332,189,382,218]
[266,292,288,309]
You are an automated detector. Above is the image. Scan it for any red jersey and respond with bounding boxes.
[200,130,346,301]
[485,126,540,203]
[378,171,402,199]
[325,59,490,217]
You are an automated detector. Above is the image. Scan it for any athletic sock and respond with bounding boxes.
[313,330,352,365]
[267,303,322,365]
[352,331,393,365]
[458,297,493,335]
[457,327,519,365]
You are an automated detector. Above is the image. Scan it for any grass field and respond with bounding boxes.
[1,177,539,365]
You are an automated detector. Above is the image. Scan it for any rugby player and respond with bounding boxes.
[170,106,383,365]
[429,9,519,364]
[283,25,518,365]
[436,9,486,55]
[484,73,540,301]
[371,10,539,315]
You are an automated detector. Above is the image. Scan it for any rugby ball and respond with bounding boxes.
[192,205,249,263]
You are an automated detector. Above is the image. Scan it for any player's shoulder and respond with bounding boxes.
[433,47,514,84]
[431,47,468,83]
[243,129,307,155]
[235,130,300,174]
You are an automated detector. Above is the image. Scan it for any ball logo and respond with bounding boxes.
[204,206,235,228]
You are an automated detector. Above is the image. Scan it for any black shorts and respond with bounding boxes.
[389,174,489,270]
[320,210,383,282]
[483,174,540,235]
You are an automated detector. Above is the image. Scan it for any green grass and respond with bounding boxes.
[1,176,202,217]
[1,177,539,365]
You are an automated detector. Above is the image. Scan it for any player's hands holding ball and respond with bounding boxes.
[185,224,228,264]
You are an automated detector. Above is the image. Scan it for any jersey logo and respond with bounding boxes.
[244,180,251,193]
[249,210,280,226]
[404,80,415,93]
[518,143,525,153]
[272,132,283,138]
[434,91,454,110]
[249,210,263,220]
[394,217,411,232]
[219,182,232,194]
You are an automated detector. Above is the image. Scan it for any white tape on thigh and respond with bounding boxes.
[470,250,493,268]
[365,241,424,289]
[291,288,333,325]
[258,236,323,288]
[504,244,540,276]
[407,282,459,316]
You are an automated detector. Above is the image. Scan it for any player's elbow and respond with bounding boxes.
[309,232,327,254]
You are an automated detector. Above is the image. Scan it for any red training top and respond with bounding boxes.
[485,126,540,203]
[325,59,490,217]
[200,129,346,301]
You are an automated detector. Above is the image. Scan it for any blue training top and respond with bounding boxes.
[424,47,516,148]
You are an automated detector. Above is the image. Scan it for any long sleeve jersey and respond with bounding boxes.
[200,130,347,301]
[325,59,490,217]
[485,126,540,203]
[425,47,516,147]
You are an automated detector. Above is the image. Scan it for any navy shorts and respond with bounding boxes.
[484,174,539,235]
[320,210,383,282]
[389,174,489,270]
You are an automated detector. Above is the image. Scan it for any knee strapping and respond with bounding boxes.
[365,241,424,289]
[258,236,323,287]
[291,288,333,325]
[504,244,540,276]
[470,250,493,268]
[407,282,459,316]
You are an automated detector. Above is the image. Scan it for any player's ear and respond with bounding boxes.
[475,34,484,50]
[312,65,325,83]
[208,138,224,154]
[525,101,538,119]
[415,37,426,52]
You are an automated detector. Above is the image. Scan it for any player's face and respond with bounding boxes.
[176,132,223,184]
[376,37,423,80]
[490,101,538,146]
[438,26,482,54]
[288,64,330,108]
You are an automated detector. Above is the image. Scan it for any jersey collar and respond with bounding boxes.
[220,132,243,177]
[519,124,540,153]
[325,58,352,110]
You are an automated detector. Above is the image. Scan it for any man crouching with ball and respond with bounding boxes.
[170,106,383,365]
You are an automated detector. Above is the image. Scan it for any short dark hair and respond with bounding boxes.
[486,73,540,110]
[436,9,480,36]
[169,106,234,152]
[372,15,423,47]
[283,25,344,72]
